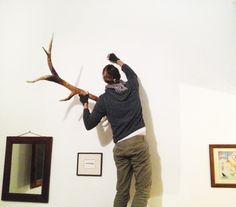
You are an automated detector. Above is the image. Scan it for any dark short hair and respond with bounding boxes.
[103,64,121,84]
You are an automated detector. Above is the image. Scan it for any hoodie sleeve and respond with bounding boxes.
[121,64,139,89]
[83,96,106,130]
[121,64,138,80]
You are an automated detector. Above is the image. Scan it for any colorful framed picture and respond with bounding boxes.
[209,144,236,188]
[76,153,103,176]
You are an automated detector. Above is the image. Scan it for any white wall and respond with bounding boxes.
[0,0,236,206]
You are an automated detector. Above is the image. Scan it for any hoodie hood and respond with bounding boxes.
[105,80,131,101]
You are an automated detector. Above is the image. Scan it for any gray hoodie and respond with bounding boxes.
[83,64,145,143]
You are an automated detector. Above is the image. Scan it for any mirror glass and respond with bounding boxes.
[1,136,52,203]
[9,144,45,194]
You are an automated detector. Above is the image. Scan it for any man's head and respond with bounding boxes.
[102,64,121,84]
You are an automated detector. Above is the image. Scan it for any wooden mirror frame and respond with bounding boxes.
[1,136,53,203]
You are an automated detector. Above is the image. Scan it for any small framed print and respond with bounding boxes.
[209,144,236,188]
[76,153,103,176]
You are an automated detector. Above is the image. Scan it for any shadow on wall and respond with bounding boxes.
[139,82,163,207]
[96,118,113,146]
[64,66,84,120]
[62,66,113,144]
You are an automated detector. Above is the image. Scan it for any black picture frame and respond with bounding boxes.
[1,136,53,203]
[76,153,103,176]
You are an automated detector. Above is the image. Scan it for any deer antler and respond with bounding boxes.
[27,36,98,102]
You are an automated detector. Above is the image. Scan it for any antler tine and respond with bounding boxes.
[42,35,59,76]
[60,92,98,102]
[48,34,53,54]
[60,92,76,101]
[26,75,53,83]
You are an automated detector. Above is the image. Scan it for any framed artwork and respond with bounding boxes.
[209,144,236,188]
[76,153,103,176]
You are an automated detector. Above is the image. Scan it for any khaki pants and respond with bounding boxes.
[113,135,152,207]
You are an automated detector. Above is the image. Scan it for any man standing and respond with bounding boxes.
[79,53,152,207]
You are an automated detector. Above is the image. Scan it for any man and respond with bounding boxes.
[79,53,152,207]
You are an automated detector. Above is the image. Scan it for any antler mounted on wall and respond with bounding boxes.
[27,36,98,102]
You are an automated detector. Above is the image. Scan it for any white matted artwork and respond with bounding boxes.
[76,153,103,176]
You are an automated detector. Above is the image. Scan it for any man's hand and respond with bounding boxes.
[108,53,120,63]
[79,93,89,106]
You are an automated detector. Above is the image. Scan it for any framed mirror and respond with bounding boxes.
[1,136,53,203]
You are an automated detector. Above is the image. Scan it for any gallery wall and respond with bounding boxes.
[0,0,236,207]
